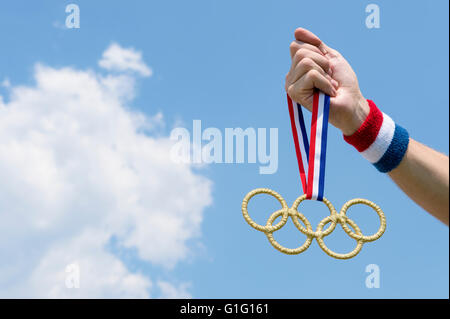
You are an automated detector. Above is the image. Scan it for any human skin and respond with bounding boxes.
[285,28,449,225]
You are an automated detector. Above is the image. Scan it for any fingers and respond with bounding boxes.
[294,28,322,46]
[286,27,339,103]
[286,43,338,93]
[294,27,330,55]
[287,69,337,103]
[286,57,330,88]
[289,40,323,58]
[290,48,331,75]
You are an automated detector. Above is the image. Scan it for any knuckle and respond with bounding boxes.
[284,75,290,91]
[299,57,314,68]
[287,85,296,98]
[289,41,298,52]
[294,48,307,62]
[307,69,320,79]
[285,71,293,83]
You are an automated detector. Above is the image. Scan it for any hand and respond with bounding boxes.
[285,28,370,136]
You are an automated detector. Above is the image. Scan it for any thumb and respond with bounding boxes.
[294,28,330,55]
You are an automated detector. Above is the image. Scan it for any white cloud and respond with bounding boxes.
[99,43,152,77]
[157,280,192,299]
[18,230,152,298]
[0,45,211,298]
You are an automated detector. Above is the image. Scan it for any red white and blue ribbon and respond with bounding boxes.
[287,91,330,201]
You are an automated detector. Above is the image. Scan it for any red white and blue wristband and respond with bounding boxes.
[344,99,409,173]
[287,91,330,201]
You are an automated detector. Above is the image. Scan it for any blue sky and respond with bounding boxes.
[0,0,448,298]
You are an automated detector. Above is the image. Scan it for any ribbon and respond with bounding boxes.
[241,90,386,259]
[287,91,330,201]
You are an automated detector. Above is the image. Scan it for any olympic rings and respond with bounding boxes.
[241,188,386,259]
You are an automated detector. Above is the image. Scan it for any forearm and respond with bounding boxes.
[342,99,449,225]
[388,139,449,225]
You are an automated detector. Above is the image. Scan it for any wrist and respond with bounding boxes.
[343,99,410,173]
[340,95,370,136]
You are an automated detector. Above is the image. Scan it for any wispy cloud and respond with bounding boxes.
[99,43,153,77]
[1,78,11,89]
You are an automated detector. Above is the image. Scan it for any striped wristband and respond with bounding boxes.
[343,100,409,173]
